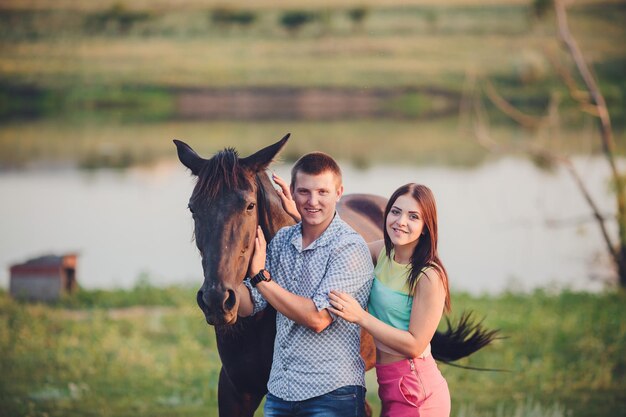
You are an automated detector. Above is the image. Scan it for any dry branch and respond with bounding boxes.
[555,0,625,285]
[463,68,620,267]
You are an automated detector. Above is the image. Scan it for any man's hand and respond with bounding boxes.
[248,226,267,277]
[272,172,301,222]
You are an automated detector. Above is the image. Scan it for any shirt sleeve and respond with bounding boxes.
[311,236,374,319]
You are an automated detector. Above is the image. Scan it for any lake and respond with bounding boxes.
[0,153,618,294]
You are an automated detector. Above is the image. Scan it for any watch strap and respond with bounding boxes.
[250,269,271,287]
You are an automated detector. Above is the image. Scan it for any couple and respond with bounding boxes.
[236,151,450,417]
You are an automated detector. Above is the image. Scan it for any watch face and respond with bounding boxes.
[261,270,270,280]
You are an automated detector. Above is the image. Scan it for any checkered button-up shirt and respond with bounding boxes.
[245,214,373,401]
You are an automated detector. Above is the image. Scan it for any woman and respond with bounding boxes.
[273,174,451,416]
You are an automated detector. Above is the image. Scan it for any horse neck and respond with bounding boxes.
[255,172,296,240]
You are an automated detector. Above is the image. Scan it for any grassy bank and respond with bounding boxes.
[2,1,624,89]
[1,0,624,123]
[0,286,624,417]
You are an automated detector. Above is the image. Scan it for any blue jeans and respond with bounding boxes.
[264,385,366,417]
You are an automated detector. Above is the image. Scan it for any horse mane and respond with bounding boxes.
[192,148,254,202]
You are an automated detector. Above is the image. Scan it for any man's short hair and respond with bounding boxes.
[290,152,342,188]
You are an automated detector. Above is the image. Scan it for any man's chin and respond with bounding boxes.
[302,214,323,224]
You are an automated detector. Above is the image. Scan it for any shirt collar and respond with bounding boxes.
[290,213,342,252]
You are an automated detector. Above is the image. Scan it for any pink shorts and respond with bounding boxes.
[375,355,450,417]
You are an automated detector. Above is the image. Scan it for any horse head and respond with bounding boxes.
[174,134,290,326]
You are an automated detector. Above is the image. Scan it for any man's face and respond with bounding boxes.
[292,171,343,230]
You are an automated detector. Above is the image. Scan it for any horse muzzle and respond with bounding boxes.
[197,286,238,326]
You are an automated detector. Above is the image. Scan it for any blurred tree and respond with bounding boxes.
[465,0,625,289]
[279,10,317,35]
[347,6,369,33]
[85,2,151,35]
[532,0,554,20]
[211,7,257,30]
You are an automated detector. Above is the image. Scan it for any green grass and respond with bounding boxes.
[1,286,624,417]
[1,0,624,156]
[444,291,626,417]
[0,1,624,91]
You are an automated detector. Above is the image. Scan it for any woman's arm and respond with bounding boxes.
[329,268,446,358]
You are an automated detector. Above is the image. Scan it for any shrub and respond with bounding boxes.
[211,7,257,28]
[532,0,554,19]
[85,2,151,35]
[347,6,369,26]
[279,10,317,35]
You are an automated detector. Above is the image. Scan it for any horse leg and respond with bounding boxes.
[218,367,264,417]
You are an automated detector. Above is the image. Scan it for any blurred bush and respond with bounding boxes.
[279,10,317,35]
[210,7,257,29]
[532,0,554,20]
[347,6,370,32]
[84,2,151,35]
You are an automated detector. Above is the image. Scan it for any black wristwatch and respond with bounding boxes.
[249,269,271,287]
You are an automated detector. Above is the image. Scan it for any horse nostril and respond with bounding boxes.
[223,289,236,312]
[197,290,205,309]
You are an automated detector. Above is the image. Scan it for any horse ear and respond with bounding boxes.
[173,139,206,176]
[240,133,290,172]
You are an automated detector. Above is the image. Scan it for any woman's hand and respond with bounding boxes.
[248,226,267,277]
[328,290,366,325]
[272,172,300,222]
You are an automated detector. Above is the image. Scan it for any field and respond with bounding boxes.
[1,286,624,417]
[1,3,625,414]
[1,0,625,171]
[1,0,625,117]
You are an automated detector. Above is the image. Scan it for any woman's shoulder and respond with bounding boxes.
[367,240,385,264]
[416,263,445,288]
[420,262,443,275]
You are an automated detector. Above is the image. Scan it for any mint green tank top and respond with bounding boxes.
[367,247,413,330]
[368,249,430,331]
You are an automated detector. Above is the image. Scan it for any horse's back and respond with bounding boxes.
[337,193,386,372]
[337,193,387,243]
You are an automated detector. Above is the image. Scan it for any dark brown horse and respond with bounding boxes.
[174,135,496,417]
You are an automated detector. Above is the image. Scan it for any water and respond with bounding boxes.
[0,155,618,294]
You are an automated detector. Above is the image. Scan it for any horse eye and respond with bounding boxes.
[246,202,256,211]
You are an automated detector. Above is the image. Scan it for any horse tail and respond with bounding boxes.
[430,311,501,364]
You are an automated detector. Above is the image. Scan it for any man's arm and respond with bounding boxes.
[255,281,332,333]
[245,226,331,331]
[246,228,372,333]
[309,237,373,328]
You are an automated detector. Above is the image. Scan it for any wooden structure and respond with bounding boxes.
[9,254,78,301]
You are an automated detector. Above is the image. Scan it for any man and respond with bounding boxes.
[236,152,373,417]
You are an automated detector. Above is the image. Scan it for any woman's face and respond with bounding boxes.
[386,193,425,249]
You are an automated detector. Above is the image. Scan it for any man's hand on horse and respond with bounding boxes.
[248,225,267,277]
[272,172,300,222]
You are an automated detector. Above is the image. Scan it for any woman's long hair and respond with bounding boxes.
[383,183,451,312]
